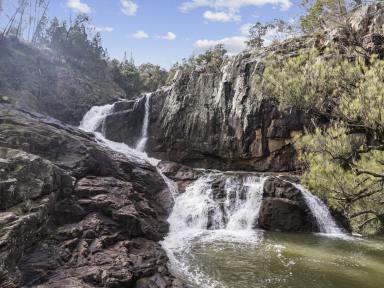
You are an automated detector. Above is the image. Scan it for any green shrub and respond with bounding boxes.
[264,48,384,234]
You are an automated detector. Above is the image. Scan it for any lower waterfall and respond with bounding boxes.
[167,174,266,232]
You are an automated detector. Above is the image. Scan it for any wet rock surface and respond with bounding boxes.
[157,161,202,194]
[0,106,183,288]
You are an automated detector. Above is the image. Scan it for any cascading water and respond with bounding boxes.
[225,176,266,230]
[294,184,344,235]
[166,174,266,233]
[136,93,152,152]
[162,173,349,288]
[79,101,153,163]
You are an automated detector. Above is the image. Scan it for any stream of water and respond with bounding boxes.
[79,98,384,288]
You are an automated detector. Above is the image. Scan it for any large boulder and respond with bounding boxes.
[258,177,318,232]
[259,198,314,232]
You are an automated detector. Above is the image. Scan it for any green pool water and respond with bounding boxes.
[163,230,384,288]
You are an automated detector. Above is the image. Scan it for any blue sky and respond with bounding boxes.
[2,0,304,67]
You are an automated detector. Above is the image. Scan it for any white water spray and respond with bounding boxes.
[225,176,266,230]
[167,174,266,233]
[162,173,266,288]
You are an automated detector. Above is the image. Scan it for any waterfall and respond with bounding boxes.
[167,174,266,233]
[136,93,152,152]
[294,184,345,235]
[216,61,232,104]
[166,173,345,237]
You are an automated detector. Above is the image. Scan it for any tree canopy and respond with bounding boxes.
[263,48,384,234]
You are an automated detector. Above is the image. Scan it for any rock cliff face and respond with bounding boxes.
[104,48,309,172]
[147,54,308,172]
[0,106,183,287]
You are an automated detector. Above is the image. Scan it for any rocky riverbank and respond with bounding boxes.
[0,106,183,287]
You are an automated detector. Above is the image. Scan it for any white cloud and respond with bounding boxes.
[67,0,91,14]
[195,36,247,54]
[162,32,177,40]
[89,25,114,33]
[240,23,253,36]
[203,10,241,22]
[133,30,149,39]
[121,0,138,16]
[181,0,292,12]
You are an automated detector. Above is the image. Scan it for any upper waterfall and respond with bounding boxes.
[78,99,158,166]
[136,93,152,152]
